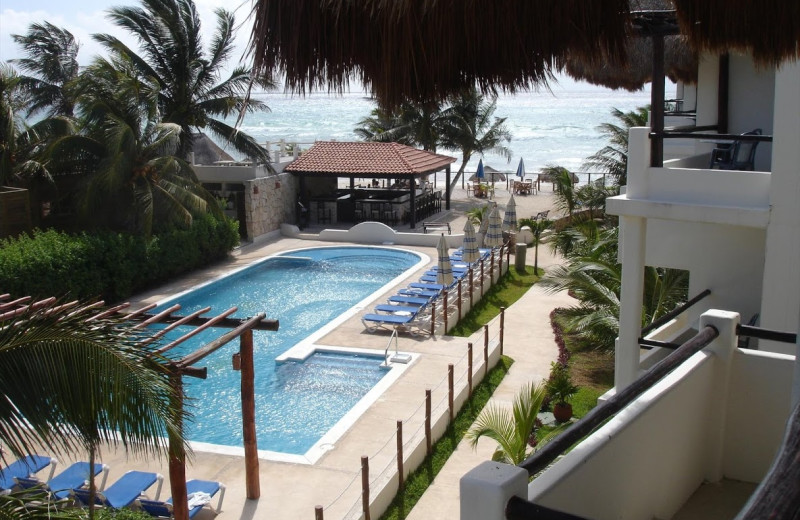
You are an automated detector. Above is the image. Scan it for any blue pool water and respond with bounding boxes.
[156,246,422,454]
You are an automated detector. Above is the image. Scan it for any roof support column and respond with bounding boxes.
[650,33,665,167]
[240,329,260,498]
[446,166,451,210]
[717,54,729,134]
[168,372,189,520]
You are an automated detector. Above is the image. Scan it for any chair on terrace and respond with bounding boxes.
[0,455,56,492]
[16,461,108,500]
[709,128,762,171]
[72,470,163,509]
[140,479,225,519]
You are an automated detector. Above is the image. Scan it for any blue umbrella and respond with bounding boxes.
[515,158,525,180]
[476,158,485,180]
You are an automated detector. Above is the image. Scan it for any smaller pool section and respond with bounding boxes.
[155,246,423,457]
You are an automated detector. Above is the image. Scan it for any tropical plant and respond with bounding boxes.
[582,105,650,186]
[519,216,552,274]
[440,87,512,190]
[0,300,186,520]
[354,100,444,151]
[0,488,82,519]
[542,165,579,220]
[575,180,617,220]
[466,381,547,465]
[94,0,273,162]
[52,56,219,235]
[466,205,490,227]
[10,22,80,118]
[545,362,578,406]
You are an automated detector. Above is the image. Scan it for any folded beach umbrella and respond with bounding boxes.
[484,205,504,248]
[476,158,485,180]
[515,157,526,180]
[436,234,454,286]
[503,195,518,232]
[462,220,481,265]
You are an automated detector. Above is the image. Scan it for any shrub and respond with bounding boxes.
[0,214,239,302]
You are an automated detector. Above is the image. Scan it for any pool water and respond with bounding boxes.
[156,246,422,455]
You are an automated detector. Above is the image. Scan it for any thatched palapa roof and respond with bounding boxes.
[190,133,234,165]
[249,0,631,107]
[249,1,799,105]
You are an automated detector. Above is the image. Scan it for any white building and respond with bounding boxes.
[461,13,800,520]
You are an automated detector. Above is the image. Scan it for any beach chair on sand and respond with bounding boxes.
[72,470,163,509]
[16,461,108,500]
[140,479,225,519]
[0,455,56,492]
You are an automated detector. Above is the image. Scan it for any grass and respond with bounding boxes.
[448,265,540,337]
[378,355,514,520]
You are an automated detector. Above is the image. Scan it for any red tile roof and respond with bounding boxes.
[285,141,456,176]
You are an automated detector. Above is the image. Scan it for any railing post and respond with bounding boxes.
[448,364,455,422]
[467,343,473,397]
[498,245,503,276]
[361,456,370,520]
[490,250,495,282]
[315,505,324,520]
[483,325,489,360]
[457,280,462,319]
[443,289,449,333]
[425,390,432,456]
[484,337,489,378]
[499,306,506,356]
[396,420,404,490]
[480,260,485,294]
[460,461,528,520]
[430,301,436,336]
[469,268,474,307]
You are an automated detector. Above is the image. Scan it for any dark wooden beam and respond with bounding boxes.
[650,33,666,167]
[718,54,730,134]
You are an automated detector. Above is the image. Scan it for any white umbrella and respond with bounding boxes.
[436,234,454,286]
[484,205,504,248]
[503,195,518,232]
[462,220,480,264]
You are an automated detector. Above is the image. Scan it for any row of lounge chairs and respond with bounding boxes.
[362,247,496,333]
[0,454,224,518]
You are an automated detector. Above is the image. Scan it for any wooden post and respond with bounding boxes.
[443,289,449,333]
[457,280,462,319]
[361,456,371,520]
[469,268,474,307]
[506,245,510,271]
[430,301,436,336]
[490,250,495,282]
[484,325,489,360]
[484,338,489,378]
[168,372,189,520]
[241,329,260,499]
[425,390,432,455]
[315,506,324,520]
[448,364,454,422]
[498,245,503,275]
[499,306,506,356]
[467,343,473,397]
[480,260,485,294]
[397,421,404,490]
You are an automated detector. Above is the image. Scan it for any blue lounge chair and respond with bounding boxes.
[374,304,421,315]
[72,470,162,509]
[139,479,225,519]
[387,295,432,307]
[0,455,55,492]
[399,288,440,299]
[362,312,417,331]
[16,461,108,500]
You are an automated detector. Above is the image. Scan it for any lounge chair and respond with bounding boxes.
[387,295,433,307]
[362,312,417,331]
[399,288,440,299]
[16,461,108,500]
[72,470,163,509]
[0,455,55,492]
[374,304,422,315]
[139,479,225,519]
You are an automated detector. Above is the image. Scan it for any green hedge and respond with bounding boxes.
[0,214,239,302]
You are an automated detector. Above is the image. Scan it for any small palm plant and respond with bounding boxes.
[545,363,579,423]
[466,381,547,465]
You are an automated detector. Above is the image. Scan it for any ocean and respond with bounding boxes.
[229,84,666,177]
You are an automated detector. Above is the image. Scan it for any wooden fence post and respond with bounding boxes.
[480,260,485,294]
[484,338,489,378]
[490,250,495,282]
[467,343,473,397]
[500,306,506,356]
[430,301,436,336]
[315,506,324,520]
[361,456,370,520]
[397,421,404,490]
[457,280,462,319]
[425,390,432,456]
[443,289,449,333]
[448,364,454,423]
[469,268,474,307]
[241,330,260,499]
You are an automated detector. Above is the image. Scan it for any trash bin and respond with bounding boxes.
[515,244,527,272]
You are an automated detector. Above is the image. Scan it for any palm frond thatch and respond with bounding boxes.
[249,0,631,107]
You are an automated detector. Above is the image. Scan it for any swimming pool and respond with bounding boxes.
[156,246,425,460]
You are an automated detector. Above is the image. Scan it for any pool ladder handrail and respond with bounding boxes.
[382,329,399,366]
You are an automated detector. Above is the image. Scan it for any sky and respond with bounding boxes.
[0,0,654,94]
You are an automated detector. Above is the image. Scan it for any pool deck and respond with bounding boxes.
[52,185,574,519]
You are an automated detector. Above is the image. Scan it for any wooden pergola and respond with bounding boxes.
[286,141,456,229]
[0,294,279,520]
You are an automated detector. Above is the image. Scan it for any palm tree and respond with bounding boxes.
[466,382,547,465]
[0,300,186,519]
[543,165,579,220]
[582,105,650,186]
[10,22,80,118]
[355,100,444,151]
[440,87,512,190]
[53,56,219,235]
[94,0,273,162]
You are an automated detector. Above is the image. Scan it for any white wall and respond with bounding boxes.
[728,54,774,171]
